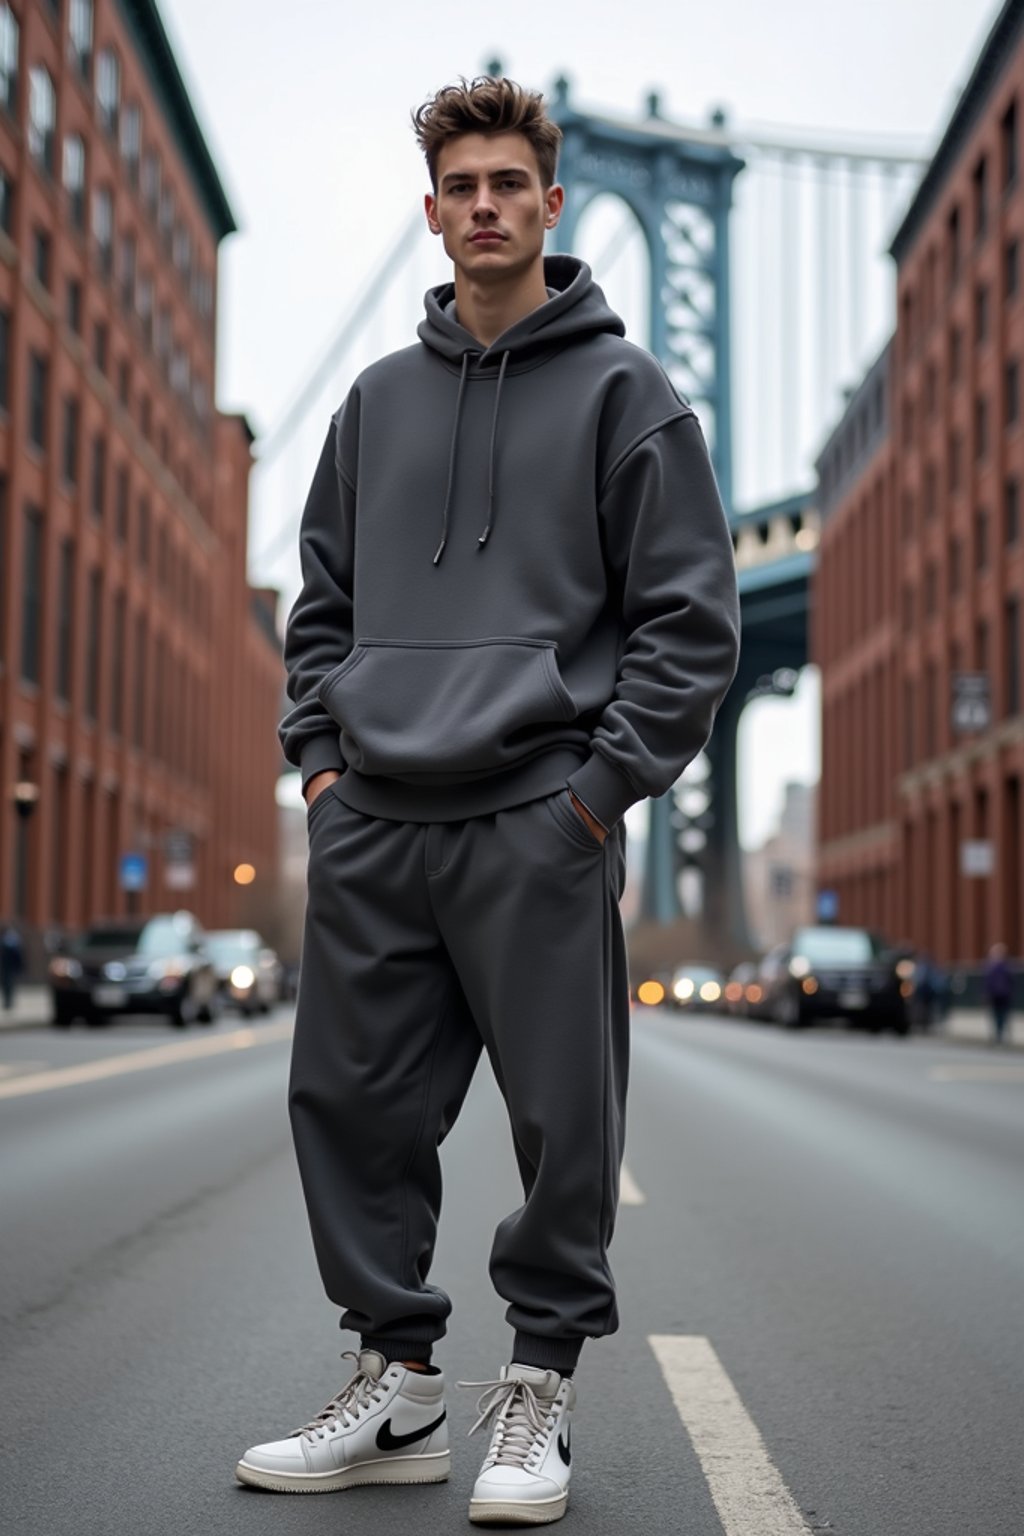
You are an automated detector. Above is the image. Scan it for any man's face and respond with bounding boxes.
[425,131,563,283]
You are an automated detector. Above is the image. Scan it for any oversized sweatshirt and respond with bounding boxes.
[279,255,740,830]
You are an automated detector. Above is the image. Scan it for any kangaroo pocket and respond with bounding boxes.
[317,637,578,780]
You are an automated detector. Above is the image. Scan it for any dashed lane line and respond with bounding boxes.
[619,1162,647,1205]
[650,1334,812,1536]
[0,1020,294,1101]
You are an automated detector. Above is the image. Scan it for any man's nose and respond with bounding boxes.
[471,188,498,219]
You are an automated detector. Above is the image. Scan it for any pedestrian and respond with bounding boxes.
[0,922,24,1010]
[983,941,1014,1044]
[238,75,740,1523]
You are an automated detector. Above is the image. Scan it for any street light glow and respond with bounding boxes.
[233,863,256,886]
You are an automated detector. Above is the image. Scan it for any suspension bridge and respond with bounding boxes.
[250,76,928,958]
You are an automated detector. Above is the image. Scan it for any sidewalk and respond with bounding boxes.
[1,985,1022,1044]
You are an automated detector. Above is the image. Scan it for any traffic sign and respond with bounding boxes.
[951,673,991,734]
[119,852,148,892]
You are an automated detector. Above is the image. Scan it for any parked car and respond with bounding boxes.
[757,925,908,1034]
[668,963,724,1012]
[205,929,280,1016]
[49,912,219,1028]
[723,961,764,1019]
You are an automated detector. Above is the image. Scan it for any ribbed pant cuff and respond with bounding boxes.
[361,1336,434,1365]
[512,1331,585,1373]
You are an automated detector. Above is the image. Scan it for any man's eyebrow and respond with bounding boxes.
[440,167,532,185]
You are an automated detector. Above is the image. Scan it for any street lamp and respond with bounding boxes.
[11,781,40,920]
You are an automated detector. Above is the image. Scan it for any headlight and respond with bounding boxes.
[895,959,915,980]
[673,977,695,1001]
[49,957,82,980]
[699,981,721,1003]
[789,955,811,978]
[230,965,255,989]
[637,979,665,1006]
[148,958,188,980]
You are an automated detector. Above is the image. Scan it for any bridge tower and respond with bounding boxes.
[550,79,745,933]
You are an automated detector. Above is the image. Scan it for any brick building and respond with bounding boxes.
[0,0,281,957]
[816,0,1024,965]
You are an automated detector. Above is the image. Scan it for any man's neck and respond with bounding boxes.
[453,262,550,349]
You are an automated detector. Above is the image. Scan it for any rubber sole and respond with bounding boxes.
[468,1491,569,1525]
[234,1449,450,1493]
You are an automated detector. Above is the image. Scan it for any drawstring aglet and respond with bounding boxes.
[477,526,491,548]
[432,537,447,565]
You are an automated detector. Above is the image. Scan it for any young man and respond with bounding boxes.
[237,77,740,1524]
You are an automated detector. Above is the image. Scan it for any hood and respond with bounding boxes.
[418,254,624,367]
[416,256,624,563]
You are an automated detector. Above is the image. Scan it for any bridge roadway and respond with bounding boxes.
[0,1005,1020,1535]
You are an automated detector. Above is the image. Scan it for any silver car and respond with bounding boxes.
[205,930,281,1017]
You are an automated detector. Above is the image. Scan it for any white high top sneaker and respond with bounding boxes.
[462,1364,575,1525]
[235,1350,450,1493]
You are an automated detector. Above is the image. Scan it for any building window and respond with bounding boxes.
[0,5,18,116]
[0,165,12,234]
[61,395,79,485]
[92,320,107,375]
[923,461,938,521]
[85,567,101,720]
[119,102,140,181]
[949,323,962,383]
[925,361,937,418]
[27,350,47,450]
[69,0,92,78]
[1007,236,1020,300]
[159,184,175,249]
[975,282,989,346]
[28,66,56,175]
[1007,596,1021,717]
[32,226,50,288]
[172,223,191,282]
[903,583,915,633]
[1007,359,1020,427]
[948,432,962,493]
[139,391,151,439]
[132,610,146,748]
[119,232,135,313]
[1003,96,1018,190]
[20,504,43,685]
[976,506,989,571]
[110,591,125,735]
[141,148,160,215]
[90,432,105,520]
[976,618,990,674]
[63,134,85,229]
[976,394,989,460]
[117,356,130,407]
[95,47,119,134]
[925,662,937,758]
[0,304,8,409]
[925,562,937,618]
[902,393,914,448]
[1007,477,1020,546]
[137,494,150,567]
[947,203,961,288]
[136,271,153,347]
[66,277,82,334]
[949,534,962,595]
[903,679,915,768]
[115,463,128,542]
[92,185,112,278]
[972,154,989,241]
[56,537,74,703]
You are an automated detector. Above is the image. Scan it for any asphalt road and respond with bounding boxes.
[0,1006,1021,1536]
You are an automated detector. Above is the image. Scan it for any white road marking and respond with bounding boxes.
[0,1020,294,1101]
[928,1062,1024,1083]
[619,1161,647,1205]
[0,1061,46,1079]
[649,1334,811,1536]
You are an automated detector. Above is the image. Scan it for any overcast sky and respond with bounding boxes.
[156,0,1002,848]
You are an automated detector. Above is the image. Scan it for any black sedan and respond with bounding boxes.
[757,925,909,1035]
[49,912,220,1028]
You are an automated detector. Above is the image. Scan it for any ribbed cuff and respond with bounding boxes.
[566,752,638,831]
[361,1335,434,1365]
[299,731,344,794]
[511,1331,585,1374]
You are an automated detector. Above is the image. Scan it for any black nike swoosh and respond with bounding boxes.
[557,1426,571,1466]
[375,1408,447,1452]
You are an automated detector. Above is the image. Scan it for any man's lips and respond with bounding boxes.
[470,231,506,243]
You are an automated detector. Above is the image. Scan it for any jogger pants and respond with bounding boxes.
[289,780,630,1368]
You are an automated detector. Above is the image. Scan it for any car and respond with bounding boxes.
[723,961,764,1019]
[49,912,220,1028]
[668,963,724,1012]
[204,929,281,1016]
[757,925,909,1034]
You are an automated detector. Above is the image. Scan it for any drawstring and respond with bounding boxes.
[433,351,471,566]
[478,350,509,551]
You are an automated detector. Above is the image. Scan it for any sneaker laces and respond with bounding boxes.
[292,1352,386,1441]
[459,1376,555,1468]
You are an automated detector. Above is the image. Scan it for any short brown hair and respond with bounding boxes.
[412,76,562,191]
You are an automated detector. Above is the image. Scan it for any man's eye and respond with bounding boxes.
[500,179,523,190]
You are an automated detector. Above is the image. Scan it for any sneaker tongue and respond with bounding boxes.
[504,1363,560,1397]
[356,1350,388,1381]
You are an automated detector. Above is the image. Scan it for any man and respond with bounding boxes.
[237,76,739,1525]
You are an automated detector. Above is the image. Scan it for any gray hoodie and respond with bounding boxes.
[279,255,740,829]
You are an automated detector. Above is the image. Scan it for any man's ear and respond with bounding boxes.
[544,183,565,230]
[425,191,442,236]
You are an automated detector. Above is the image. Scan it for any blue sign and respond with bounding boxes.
[120,852,148,892]
[816,889,839,923]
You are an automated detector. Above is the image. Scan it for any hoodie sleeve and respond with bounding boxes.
[566,412,740,829]
[277,416,354,791]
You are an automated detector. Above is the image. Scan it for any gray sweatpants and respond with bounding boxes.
[288,780,630,1374]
